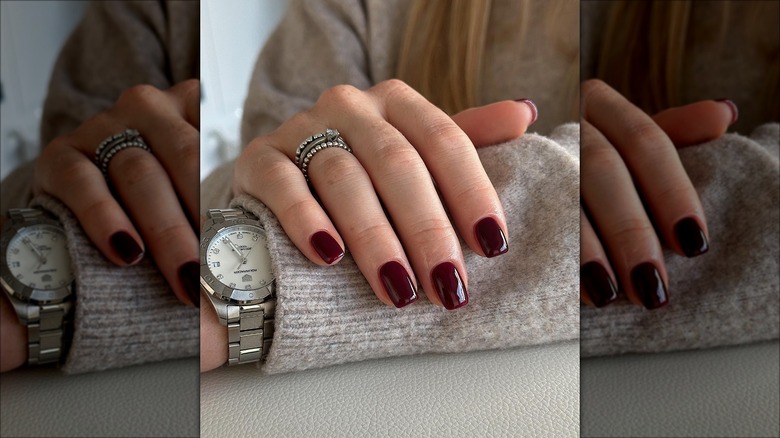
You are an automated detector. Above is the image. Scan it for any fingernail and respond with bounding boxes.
[631,263,668,310]
[178,261,200,307]
[109,231,143,264]
[715,98,738,125]
[674,217,709,257]
[474,217,508,257]
[581,262,618,308]
[515,98,538,125]
[431,262,468,310]
[379,261,417,308]
[310,231,344,264]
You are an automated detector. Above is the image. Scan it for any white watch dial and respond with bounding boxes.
[206,225,273,291]
[6,224,74,290]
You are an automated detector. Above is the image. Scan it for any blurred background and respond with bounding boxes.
[0,0,288,182]
[200,0,287,180]
[0,0,87,181]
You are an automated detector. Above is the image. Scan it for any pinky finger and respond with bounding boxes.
[234,143,345,266]
[35,141,145,266]
[580,209,618,308]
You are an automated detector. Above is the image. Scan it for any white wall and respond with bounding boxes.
[200,0,288,180]
[0,0,88,180]
[1,0,288,182]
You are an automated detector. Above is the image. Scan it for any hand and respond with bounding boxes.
[234,80,534,311]
[202,85,534,371]
[32,80,201,306]
[580,79,737,309]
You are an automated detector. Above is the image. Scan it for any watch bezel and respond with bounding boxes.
[200,216,274,305]
[1,217,73,304]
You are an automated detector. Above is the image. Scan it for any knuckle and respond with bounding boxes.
[581,143,622,176]
[111,153,159,186]
[79,197,118,221]
[372,140,420,168]
[313,150,361,186]
[255,156,293,190]
[373,78,411,97]
[278,197,319,223]
[350,221,395,246]
[317,84,362,110]
[116,84,161,109]
[150,221,194,245]
[609,217,656,244]
[406,217,455,246]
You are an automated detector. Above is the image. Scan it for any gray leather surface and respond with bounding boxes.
[0,358,199,437]
[201,341,580,437]
[581,340,780,437]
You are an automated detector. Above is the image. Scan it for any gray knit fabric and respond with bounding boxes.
[202,125,581,374]
[31,195,200,373]
[581,124,780,356]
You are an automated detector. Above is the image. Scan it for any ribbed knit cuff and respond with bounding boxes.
[30,195,199,374]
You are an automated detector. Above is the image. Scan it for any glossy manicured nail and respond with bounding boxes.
[379,261,417,308]
[431,262,468,310]
[674,217,709,257]
[581,262,618,308]
[631,263,668,310]
[515,98,538,125]
[109,231,143,264]
[475,217,508,258]
[178,261,200,307]
[311,231,344,264]
[716,98,738,125]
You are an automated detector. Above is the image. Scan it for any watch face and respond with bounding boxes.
[205,225,273,293]
[5,224,74,290]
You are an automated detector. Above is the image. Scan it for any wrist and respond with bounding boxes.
[200,296,228,372]
[0,292,27,372]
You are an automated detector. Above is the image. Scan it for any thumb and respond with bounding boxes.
[452,99,538,148]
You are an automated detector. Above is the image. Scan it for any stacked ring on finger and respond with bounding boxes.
[94,128,152,179]
[294,128,352,183]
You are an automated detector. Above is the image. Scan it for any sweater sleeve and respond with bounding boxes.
[199,125,581,375]
[581,123,780,357]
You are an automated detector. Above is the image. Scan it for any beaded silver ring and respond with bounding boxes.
[94,129,151,179]
[294,128,352,183]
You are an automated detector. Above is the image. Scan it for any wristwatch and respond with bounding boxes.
[1,208,75,365]
[200,208,276,365]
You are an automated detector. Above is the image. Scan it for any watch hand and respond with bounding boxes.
[23,237,46,262]
[225,238,244,259]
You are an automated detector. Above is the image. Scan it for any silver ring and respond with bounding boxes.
[294,128,352,183]
[94,129,151,178]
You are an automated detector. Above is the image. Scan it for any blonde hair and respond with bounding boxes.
[396,0,578,116]
[596,1,779,118]
[396,0,493,115]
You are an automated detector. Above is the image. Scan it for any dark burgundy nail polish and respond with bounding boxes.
[310,231,344,264]
[178,261,200,308]
[715,98,739,124]
[581,262,618,308]
[431,262,468,310]
[475,217,508,258]
[515,98,538,125]
[631,263,668,310]
[109,231,143,264]
[674,217,709,258]
[379,261,417,308]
